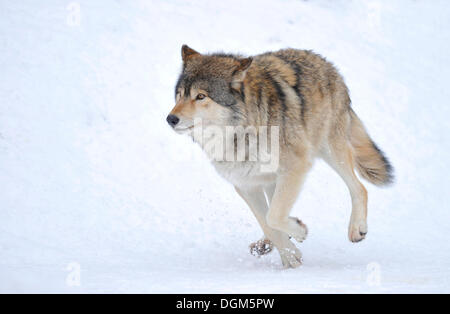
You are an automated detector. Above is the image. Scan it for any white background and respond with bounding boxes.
[1,0,449,293]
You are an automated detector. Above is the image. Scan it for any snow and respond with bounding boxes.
[1,0,450,293]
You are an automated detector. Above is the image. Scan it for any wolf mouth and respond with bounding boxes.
[175,125,194,132]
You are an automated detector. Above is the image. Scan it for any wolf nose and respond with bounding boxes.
[166,114,180,127]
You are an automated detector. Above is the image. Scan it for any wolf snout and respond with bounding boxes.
[166,114,180,127]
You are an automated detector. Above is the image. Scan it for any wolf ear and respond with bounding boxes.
[231,57,253,89]
[236,57,253,72]
[182,45,200,63]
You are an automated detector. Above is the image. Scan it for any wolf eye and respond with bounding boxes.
[196,93,206,100]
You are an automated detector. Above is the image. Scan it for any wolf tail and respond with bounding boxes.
[349,109,394,186]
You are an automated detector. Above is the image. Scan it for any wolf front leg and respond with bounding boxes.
[234,185,303,268]
[246,183,275,256]
[266,157,312,245]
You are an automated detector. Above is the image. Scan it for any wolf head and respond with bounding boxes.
[167,45,252,134]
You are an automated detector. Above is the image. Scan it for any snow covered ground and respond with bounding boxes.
[1,0,450,293]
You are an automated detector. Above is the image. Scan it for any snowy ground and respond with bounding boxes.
[1,0,450,293]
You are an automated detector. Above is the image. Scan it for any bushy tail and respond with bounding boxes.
[349,109,394,186]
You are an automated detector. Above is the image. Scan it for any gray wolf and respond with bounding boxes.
[167,45,393,268]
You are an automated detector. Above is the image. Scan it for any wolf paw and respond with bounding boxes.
[349,220,368,243]
[249,238,273,256]
[279,246,303,268]
[289,217,308,243]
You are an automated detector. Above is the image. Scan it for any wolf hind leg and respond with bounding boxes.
[323,139,368,243]
[235,186,303,268]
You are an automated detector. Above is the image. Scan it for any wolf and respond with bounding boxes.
[167,45,393,268]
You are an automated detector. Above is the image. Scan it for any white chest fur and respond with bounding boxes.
[211,160,276,187]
